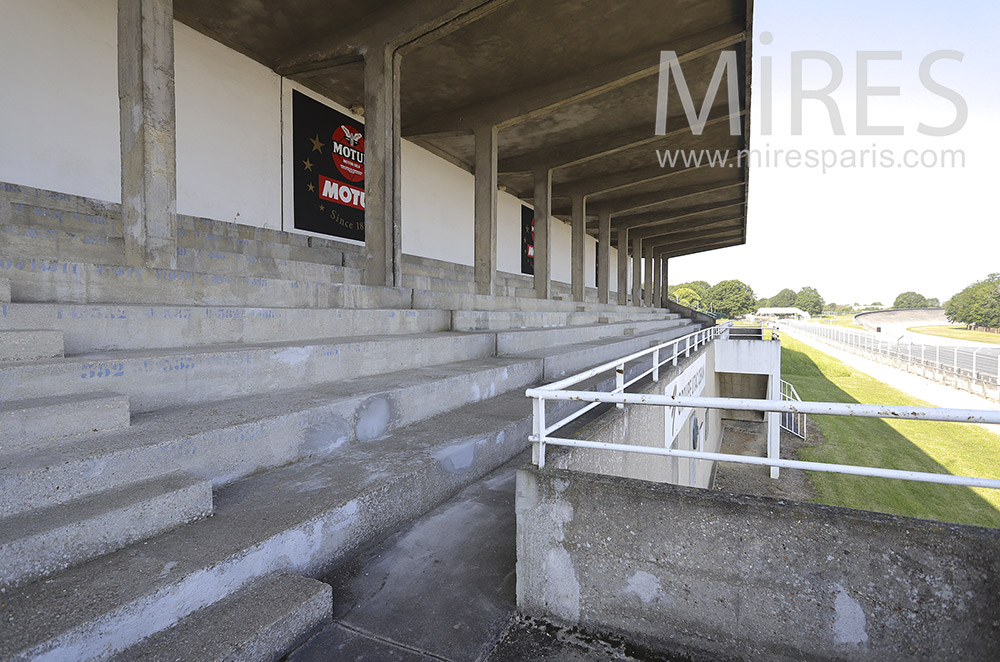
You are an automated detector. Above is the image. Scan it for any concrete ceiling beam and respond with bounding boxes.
[274,0,514,76]
[402,23,746,137]
[499,109,745,174]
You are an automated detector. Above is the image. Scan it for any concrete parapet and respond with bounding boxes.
[516,466,1000,661]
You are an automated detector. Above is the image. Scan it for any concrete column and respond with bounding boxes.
[363,42,402,288]
[571,194,586,301]
[118,0,177,270]
[660,258,669,307]
[597,209,611,304]
[631,234,641,306]
[650,254,658,309]
[644,243,654,307]
[474,124,498,296]
[533,168,552,299]
[616,226,629,306]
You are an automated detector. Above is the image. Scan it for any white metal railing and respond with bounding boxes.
[530,323,733,441]
[784,320,1000,401]
[779,379,806,439]
[526,344,1000,490]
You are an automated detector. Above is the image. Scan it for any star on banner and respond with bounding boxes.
[309,134,325,153]
[319,204,325,211]
[303,158,314,172]
[307,183,315,193]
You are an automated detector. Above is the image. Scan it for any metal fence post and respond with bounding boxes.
[615,362,625,409]
[653,348,660,382]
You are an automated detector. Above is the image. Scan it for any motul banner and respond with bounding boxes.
[292,90,365,241]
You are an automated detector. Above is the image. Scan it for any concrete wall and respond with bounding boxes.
[175,23,282,229]
[516,466,1000,661]
[0,2,614,288]
[0,0,121,203]
[546,345,722,489]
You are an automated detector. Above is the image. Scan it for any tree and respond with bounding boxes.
[704,279,756,318]
[946,274,1000,328]
[892,291,930,309]
[672,287,702,308]
[927,298,940,307]
[794,286,825,317]
[767,288,797,308]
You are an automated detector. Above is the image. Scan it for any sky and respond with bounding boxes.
[669,0,1000,307]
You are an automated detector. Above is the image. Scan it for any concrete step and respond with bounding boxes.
[175,246,362,284]
[0,331,495,413]
[0,302,451,353]
[110,572,332,662]
[0,472,212,588]
[176,227,345,266]
[0,277,10,302]
[413,289,664,315]
[177,215,355,255]
[402,255,474,279]
[0,222,125,264]
[0,356,543,517]
[528,321,702,381]
[0,390,541,661]
[402,273,477,295]
[452,309,676,331]
[496,318,687,355]
[0,183,122,237]
[0,256,412,308]
[0,393,130,452]
[0,329,63,361]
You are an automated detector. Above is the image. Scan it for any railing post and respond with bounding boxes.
[972,348,982,392]
[653,348,660,382]
[533,396,547,468]
[615,362,625,409]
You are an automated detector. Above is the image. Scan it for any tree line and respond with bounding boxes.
[669,273,999,328]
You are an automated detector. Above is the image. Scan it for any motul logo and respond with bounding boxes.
[319,175,365,210]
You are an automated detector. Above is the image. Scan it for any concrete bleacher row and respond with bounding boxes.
[0,183,694,660]
[2,182,618,305]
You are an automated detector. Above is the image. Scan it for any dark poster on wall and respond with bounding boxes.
[521,205,535,275]
[292,90,365,241]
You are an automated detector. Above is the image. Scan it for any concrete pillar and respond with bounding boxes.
[660,258,669,307]
[631,234,641,306]
[363,42,402,288]
[533,168,552,299]
[597,209,611,304]
[616,226,629,306]
[474,124,498,296]
[644,243,654,307]
[571,194,586,301]
[118,0,177,270]
[650,254,658,309]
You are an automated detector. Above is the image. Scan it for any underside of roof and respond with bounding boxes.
[175,0,753,258]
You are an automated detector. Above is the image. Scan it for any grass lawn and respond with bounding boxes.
[781,335,1000,528]
[908,324,1000,345]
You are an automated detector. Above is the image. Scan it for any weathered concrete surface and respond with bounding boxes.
[0,393,130,451]
[0,277,9,302]
[0,329,63,361]
[0,303,452,353]
[517,466,1000,661]
[111,571,332,662]
[300,455,523,661]
[0,471,211,587]
[118,0,178,270]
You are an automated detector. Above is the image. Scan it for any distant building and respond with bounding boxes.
[755,307,811,320]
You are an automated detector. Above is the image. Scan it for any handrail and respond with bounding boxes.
[525,334,1000,490]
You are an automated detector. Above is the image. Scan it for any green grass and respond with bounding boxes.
[908,325,1000,345]
[781,336,1000,528]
